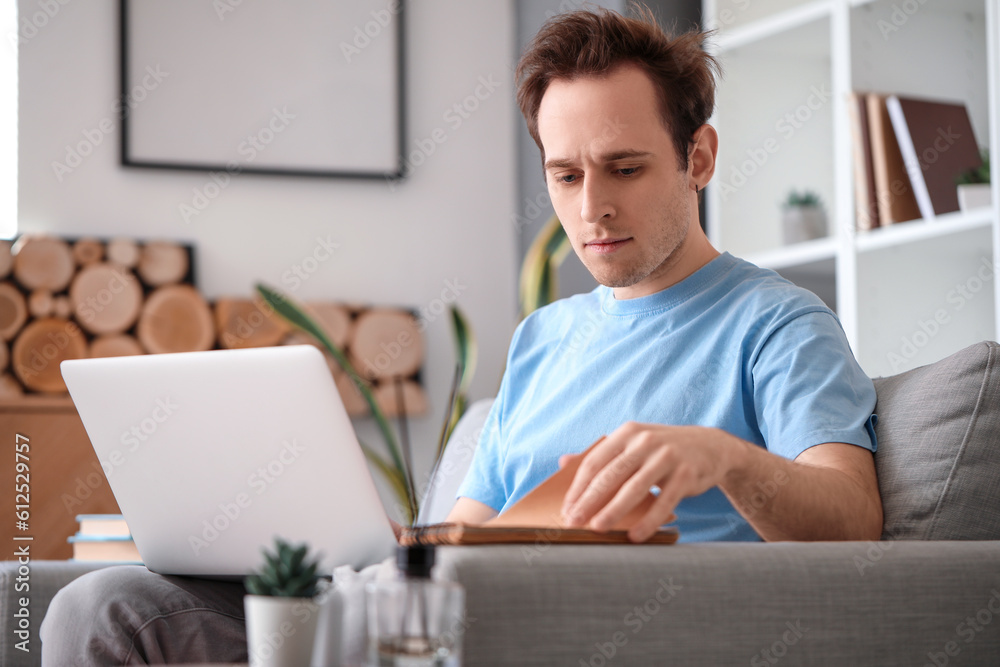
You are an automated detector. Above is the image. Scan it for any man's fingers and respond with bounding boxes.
[563,443,648,526]
[562,437,625,515]
[628,484,683,543]
[627,465,697,541]
[587,459,669,532]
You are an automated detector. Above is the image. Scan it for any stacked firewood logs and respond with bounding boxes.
[0,235,426,416]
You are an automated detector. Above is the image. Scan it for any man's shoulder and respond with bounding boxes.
[722,255,830,317]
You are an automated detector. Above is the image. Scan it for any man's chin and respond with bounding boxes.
[588,270,643,290]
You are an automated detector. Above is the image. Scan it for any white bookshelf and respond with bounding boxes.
[703,0,998,377]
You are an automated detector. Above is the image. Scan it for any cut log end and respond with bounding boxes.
[373,379,429,418]
[12,318,88,393]
[137,285,215,354]
[0,373,23,398]
[138,241,189,286]
[0,282,28,341]
[28,289,54,319]
[72,238,104,266]
[90,334,144,358]
[12,235,75,292]
[106,238,141,268]
[69,263,143,335]
[215,297,291,349]
[0,240,12,279]
[349,309,423,381]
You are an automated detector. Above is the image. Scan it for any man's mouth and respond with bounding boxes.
[585,237,631,254]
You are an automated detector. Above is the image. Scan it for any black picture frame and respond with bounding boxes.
[119,0,406,180]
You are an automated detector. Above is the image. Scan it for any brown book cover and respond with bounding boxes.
[886,95,982,218]
[401,438,680,546]
[866,93,922,224]
[848,92,879,230]
[400,523,679,546]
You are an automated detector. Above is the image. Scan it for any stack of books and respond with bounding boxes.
[848,92,983,231]
[68,514,142,563]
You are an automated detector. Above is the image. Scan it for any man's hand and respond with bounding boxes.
[560,421,883,543]
[560,422,745,542]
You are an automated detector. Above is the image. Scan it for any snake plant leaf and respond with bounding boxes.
[433,306,477,462]
[254,283,418,523]
[519,214,571,317]
[449,305,477,395]
[360,441,414,524]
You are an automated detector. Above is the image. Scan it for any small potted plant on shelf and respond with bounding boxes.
[956,148,991,212]
[781,189,827,245]
[244,538,324,667]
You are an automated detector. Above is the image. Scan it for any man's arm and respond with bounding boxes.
[560,422,882,543]
[445,497,499,524]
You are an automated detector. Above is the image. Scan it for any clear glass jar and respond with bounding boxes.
[366,545,466,667]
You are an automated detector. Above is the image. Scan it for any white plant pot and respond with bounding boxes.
[244,595,320,667]
[781,205,827,245]
[957,183,992,212]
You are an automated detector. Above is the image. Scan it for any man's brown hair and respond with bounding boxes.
[515,5,719,171]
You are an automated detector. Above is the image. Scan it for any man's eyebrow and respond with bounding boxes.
[601,150,653,162]
[543,150,654,171]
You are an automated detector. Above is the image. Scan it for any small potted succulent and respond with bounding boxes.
[244,538,324,667]
[956,148,991,212]
[781,189,827,245]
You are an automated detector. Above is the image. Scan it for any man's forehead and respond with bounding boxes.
[537,70,672,164]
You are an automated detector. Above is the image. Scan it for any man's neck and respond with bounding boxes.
[612,233,721,300]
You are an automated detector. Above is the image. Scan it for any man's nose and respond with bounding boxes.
[580,175,615,224]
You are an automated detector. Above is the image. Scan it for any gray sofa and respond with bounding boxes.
[4,341,1000,665]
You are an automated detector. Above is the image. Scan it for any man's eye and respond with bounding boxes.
[559,174,579,184]
[617,167,638,177]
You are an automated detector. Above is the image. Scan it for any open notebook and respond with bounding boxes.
[401,439,679,546]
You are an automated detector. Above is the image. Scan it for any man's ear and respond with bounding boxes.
[687,124,718,192]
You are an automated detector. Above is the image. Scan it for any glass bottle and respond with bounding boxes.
[366,544,466,667]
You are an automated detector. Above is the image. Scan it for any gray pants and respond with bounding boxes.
[39,565,247,665]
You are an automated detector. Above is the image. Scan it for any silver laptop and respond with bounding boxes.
[61,345,398,577]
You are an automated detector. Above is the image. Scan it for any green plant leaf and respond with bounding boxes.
[360,441,413,524]
[245,537,322,598]
[449,306,477,395]
[519,214,570,318]
[254,283,418,522]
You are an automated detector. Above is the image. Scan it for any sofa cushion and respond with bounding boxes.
[873,340,1000,539]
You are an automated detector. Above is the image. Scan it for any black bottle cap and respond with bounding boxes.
[396,543,435,579]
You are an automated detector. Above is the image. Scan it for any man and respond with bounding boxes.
[447,7,881,543]
[41,7,880,665]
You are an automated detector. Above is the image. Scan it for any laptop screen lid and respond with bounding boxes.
[61,345,397,577]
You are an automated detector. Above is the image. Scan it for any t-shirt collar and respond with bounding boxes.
[600,252,738,316]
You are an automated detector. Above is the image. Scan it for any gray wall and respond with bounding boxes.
[514,0,703,299]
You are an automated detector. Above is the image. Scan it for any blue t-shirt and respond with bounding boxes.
[456,252,877,542]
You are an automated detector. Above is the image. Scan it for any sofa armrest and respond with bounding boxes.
[435,541,1000,666]
[1,560,118,667]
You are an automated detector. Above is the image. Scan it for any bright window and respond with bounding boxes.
[1,3,17,239]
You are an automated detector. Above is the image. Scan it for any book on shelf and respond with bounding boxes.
[864,93,923,226]
[847,92,879,230]
[400,438,679,547]
[886,95,983,219]
[70,514,142,563]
